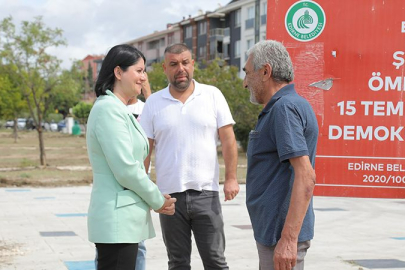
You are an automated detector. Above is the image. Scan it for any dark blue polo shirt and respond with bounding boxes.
[246,84,318,247]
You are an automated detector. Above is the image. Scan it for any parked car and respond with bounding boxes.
[5,120,14,129]
[17,118,26,129]
[26,118,46,130]
[5,118,26,129]
[57,120,66,132]
[49,121,58,132]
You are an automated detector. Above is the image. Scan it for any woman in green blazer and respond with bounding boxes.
[86,44,176,270]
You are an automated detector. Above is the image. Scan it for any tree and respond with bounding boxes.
[194,59,262,151]
[72,102,92,133]
[87,62,94,90]
[0,73,27,142]
[48,61,84,118]
[45,113,63,123]
[147,59,261,151]
[0,16,67,166]
[147,62,168,91]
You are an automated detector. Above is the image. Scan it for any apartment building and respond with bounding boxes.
[123,0,267,77]
[240,0,267,66]
[214,0,268,77]
[81,54,104,101]
[179,0,267,77]
[81,54,104,83]
[126,24,181,69]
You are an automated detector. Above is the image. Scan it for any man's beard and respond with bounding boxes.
[172,74,191,91]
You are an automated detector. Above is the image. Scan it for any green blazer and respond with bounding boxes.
[86,90,164,243]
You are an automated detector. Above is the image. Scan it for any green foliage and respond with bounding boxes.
[146,58,262,151]
[72,102,92,125]
[194,59,262,151]
[19,158,36,168]
[19,173,31,178]
[147,62,168,92]
[46,113,63,123]
[49,61,84,118]
[0,16,67,116]
[0,74,27,120]
[87,62,94,89]
[0,16,68,165]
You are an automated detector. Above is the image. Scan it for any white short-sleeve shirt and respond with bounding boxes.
[127,100,151,173]
[140,80,235,194]
[127,100,145,120]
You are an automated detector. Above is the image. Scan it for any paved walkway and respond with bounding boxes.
[0,185,404,270]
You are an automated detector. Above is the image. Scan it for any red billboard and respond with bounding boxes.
[267,0,405,198]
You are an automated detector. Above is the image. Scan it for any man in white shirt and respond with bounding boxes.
[140,43,239,270]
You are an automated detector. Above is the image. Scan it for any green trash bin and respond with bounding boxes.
[72,120,81,136]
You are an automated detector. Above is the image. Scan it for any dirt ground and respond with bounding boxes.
[0,129,247,188]
[0,130,92,187]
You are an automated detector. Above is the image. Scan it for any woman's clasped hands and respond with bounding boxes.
[155,194,176,215]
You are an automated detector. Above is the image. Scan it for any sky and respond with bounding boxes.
[0,0,231,69]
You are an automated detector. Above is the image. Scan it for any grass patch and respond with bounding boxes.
[0,129,247,187]
[0,169,92,187]
[0,129,92,187]
[19,158,36,168]
[19,173,31,178]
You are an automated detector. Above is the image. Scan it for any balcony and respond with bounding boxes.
[210,28,230,37]
[210,28,224,37]
[261,14,267,25]
[245,18,254,29]
[210,28,230,45]
[224,28,230,37]
[209,52,223,60]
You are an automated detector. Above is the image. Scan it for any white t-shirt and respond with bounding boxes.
[140,80,235,194]
[127,100,145,120]
[127,99,150,174]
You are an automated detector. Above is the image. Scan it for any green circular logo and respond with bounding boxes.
[285,1,326,42]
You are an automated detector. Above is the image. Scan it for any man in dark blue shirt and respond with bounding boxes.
[243,40,318,270]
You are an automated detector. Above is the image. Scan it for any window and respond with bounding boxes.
[147,40,159,50]
[168,33,173,45]
[235,40,240,58]
[185,26,192,39]
[245,39,254,61]
[261,2,267,25]
[247,6,255,19]
[247,39,254,50]
[160,38,165,47]
[199,22,207,35]
[235,9,241,27]
[96,62,102,75]
[224,43,230,59]
[261,2,267,15]
[199,45,206,59]
[210,42,216,58]
[246,6,255,29]
[224,27,230,37]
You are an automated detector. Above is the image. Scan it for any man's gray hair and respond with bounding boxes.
[247,40,294,83]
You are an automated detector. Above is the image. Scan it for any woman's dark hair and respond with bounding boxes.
[95,44,146,97]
